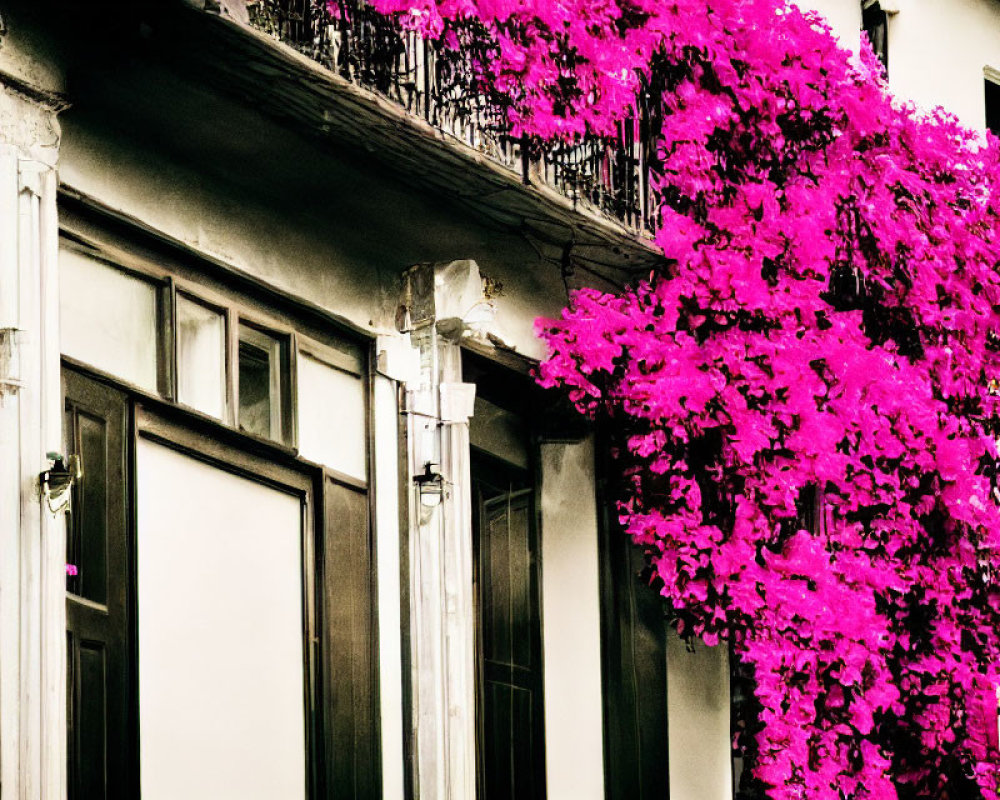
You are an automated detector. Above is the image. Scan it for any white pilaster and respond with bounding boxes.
[373,372,406,800]
[0,69,64,800]
[402,262,479,800]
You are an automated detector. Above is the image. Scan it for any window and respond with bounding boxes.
[862,1,889,75]
[297,351,366,479]
[986,72,1000,137]
[137,437,307,799]
[59,243,310,449]
[176,294,226,419]
[237,323,291,443]
[59,224,378,798]
[60,247,160,391]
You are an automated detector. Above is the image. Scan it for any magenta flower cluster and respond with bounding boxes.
[359,0,1000,795]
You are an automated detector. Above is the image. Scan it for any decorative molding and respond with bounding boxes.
[404,261,478,800]
[0,327,24,399]
[0,69,68,114]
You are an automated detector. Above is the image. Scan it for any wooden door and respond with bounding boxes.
[474,465,545,800]
[596,437,669,800]
[64,369,131,800]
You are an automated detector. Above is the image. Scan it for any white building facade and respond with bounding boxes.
[0,1,995,799]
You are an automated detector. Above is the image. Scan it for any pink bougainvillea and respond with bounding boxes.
[359,0,1000,796]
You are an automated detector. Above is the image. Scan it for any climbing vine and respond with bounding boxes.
[351,0,1000,796]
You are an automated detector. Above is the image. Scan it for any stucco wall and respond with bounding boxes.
[57,100,569,361]
[802,0,863,45]
[803,0,1000,131]
[667,632,733,800]
[886,0,1000,130]
[0,4,64,96]
[540,438,606,800]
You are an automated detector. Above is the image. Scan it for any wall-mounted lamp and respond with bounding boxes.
[414,462,445,508]
[40,450,81,515]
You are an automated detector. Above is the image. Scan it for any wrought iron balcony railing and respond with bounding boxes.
[244,0,660,236]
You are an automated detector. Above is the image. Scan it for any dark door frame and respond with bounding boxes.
[471,448,547,800]
[133,402,322,799]
[58,192,383,799]
[63,361,382,799]
[64,368,131,800]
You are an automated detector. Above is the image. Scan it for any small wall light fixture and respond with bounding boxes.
[414,462,445,508]
[40,451,81,514]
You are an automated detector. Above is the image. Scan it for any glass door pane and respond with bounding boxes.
[136,439,306,800]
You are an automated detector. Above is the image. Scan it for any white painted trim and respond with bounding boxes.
[0,154,64,800]
[404,262,478,800]
[439,412,475,799]
[0,145,23,800]
[38,165,65,800]
[18,161,44,800]
[374,376,406,800]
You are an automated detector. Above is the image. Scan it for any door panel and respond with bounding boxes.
[474,469,545,800]
[483,682,535,800]
[322,477,380,799]
[64,368,130,800]
[77,642,109,798]
[596,445,670,800]
[136,438,307,800]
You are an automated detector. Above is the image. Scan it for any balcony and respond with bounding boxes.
[242,0,660,238]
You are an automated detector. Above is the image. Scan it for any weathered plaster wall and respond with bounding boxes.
[803,0,1000,131]
[57,98,569,361]
[0,84,58,165]
[540,438,606,800]
[0,3,63,164]
[667,632,733,800]
[0,4,64,98]
[886,0,1000,130]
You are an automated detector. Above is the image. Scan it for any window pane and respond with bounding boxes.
[238,324,284,441]
[986,79,1000,137]
[60,248,158,391]
[862,3,888,73]
[297,354,366,479]
[177,296,225,419]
